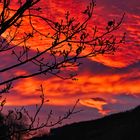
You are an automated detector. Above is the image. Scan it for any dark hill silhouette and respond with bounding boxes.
[31,105,140,140]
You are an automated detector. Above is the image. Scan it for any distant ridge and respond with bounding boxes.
[31,105,140,140]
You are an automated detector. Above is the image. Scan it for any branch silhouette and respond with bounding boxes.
[0,0,125,139]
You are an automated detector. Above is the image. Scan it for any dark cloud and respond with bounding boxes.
[78,58,140,76]
[97,0,140,15]
[103,93,140,114]
[78,58,113,75]
[103,102,135,114]
[91,97,106,102]
[114,93,140,102]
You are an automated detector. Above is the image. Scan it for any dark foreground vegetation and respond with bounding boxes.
[32,105,140,140]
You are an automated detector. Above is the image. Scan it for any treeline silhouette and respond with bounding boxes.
[31,105,140,140]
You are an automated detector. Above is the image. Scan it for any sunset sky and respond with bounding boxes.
[1,0,140,125]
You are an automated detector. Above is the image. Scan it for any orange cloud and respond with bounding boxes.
[80,98,108,115]
[4,67,140,111]
[2,0,140,69]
